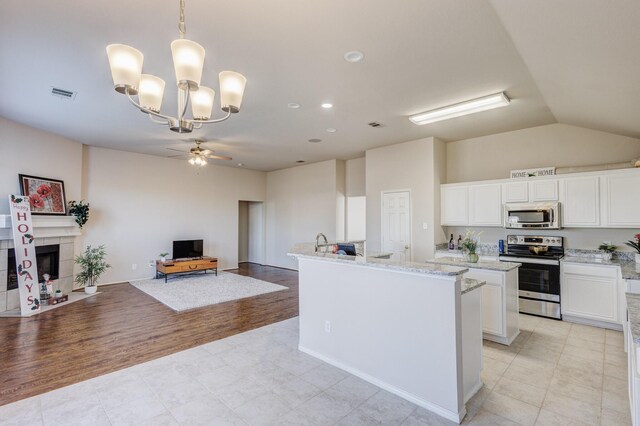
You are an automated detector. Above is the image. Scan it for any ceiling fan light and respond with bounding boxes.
[189,158,196,165]
[200,158,207,166]
[409,92,510,125]
[219,71,247,113]
[191,86,215,120]
[138,74,165,112]
[171,39,205,90]
[106,44,144,94]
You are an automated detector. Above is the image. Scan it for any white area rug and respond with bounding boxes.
[131,272,288,312]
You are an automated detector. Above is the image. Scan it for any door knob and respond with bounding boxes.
[405,245,410,250]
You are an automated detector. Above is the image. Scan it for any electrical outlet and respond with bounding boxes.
[132,263,137,270]
[148,260,155,268]
[423,222,428,230]
[324,320,331,333]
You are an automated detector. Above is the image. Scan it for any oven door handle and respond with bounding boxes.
[499,256,559,266]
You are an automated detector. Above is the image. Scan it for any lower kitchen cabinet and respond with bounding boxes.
[561,262,622,328]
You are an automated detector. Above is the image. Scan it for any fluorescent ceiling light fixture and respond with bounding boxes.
[409,92,510,125]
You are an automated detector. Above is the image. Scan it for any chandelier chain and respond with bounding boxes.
[178,0,186,39]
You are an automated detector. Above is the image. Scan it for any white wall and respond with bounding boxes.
[366,137,444,262]
[346,157,366,197]
[82,146,266,284]
[265,160,343,270]
[447,123,640,183]
[0,117,83,214]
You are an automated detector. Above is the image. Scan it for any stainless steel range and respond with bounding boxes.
[499,235,564,320]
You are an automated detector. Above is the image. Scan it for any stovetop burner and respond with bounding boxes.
[500,235,565,261]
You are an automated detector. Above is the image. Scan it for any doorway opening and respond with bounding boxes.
[238,201,265,265]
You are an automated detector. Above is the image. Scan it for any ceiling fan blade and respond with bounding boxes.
[166,148,189,153]
[168,154,190,158]
[205,154,233,161]
[201,149,212,155]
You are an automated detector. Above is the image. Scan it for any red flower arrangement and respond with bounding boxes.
[625,233,640,254]
[29,193,45,209]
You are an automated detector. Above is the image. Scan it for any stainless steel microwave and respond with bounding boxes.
[504,202,561,229]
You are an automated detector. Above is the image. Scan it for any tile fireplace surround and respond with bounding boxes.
[0,215,80,313]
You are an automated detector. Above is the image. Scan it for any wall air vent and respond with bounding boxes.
[368,122,383,128]
[50,87,77,100]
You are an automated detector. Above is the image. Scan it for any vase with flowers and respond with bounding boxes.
[461,229,482,263]
[625,233,640,264]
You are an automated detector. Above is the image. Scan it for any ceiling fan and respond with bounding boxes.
[167,138,232,166]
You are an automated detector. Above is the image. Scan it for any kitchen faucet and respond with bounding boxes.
[315,233,328,252]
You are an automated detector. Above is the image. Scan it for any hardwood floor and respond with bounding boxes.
[0,263,298,407]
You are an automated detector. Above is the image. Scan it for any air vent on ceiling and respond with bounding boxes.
[368,122,383,128]
[50,87,77,100]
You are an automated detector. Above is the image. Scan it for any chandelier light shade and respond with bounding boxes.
[106,44,144,94]
[191,86,215,120]
[138,74,166,112]
[219,71,247,113]
[170,39,205,90]
[105,0,247,133]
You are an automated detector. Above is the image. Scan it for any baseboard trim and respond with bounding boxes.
[298,345,465,423]
[562,315,623,331]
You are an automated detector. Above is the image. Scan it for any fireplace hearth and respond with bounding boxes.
[7,244,60,291]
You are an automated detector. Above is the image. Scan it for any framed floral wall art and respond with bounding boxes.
[18,174,67,215]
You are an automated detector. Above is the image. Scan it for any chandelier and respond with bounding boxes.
[106,0,247,133]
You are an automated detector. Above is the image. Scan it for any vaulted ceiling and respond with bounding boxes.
[0,0,638,171]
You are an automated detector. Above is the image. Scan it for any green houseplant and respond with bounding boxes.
[75,245,111,294]
[159,252,169,262]
[625,233,640,264]
[461,229,482,263]
[68,200,90,229]
[598,242,617,261]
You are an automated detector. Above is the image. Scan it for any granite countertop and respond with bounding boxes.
[461,278,486,295]
[626,293,640,344]
[288,244,468,277]
[435,243,499,257]
[425,256,521,272]
[562,256,640,280]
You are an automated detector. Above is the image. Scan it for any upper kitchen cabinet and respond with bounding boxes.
[602,171,640,227]
[503,180,558,203]
[469,184,503,226]
[560,176,600,227]
[441,185,468,226]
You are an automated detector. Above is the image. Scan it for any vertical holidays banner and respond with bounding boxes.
[9,194,41,316]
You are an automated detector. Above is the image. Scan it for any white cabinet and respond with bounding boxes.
[561,262,620,326]
[469,184,502,226]
[561,176,600,227]
[627,322,640,426]
[603,173,640,227]
[481,283,504,336]
[441,186,468,226]
[531,180,558,202]
[504,180,558,204]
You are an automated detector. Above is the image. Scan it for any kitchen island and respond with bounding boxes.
[427,256,520,345]
[288,247,485,423]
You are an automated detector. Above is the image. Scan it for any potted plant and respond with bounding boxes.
[68,200,90,229]
[625,233,640,264]
[598,242,617,262]
[461,229,482,263]
[74,245,111,294]
[159,252,169,262]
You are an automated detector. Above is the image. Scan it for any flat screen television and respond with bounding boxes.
[173,239,204,260]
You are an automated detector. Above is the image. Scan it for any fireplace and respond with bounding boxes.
[7,244,60,291]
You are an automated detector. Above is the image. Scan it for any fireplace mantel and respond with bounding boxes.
[0,215,81,240]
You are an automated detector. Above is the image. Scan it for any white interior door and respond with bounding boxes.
[382,191,411,261]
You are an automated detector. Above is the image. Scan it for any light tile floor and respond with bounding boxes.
[0,314,631,425]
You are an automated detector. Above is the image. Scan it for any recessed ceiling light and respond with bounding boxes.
[344,51,364,63]
[308,138,322,143]
[326,128,337,133]
[237,162,244,167]
[296,160,306,163]
[321,103,333,109]
[287,102,301,109]
[409,92,510,125]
